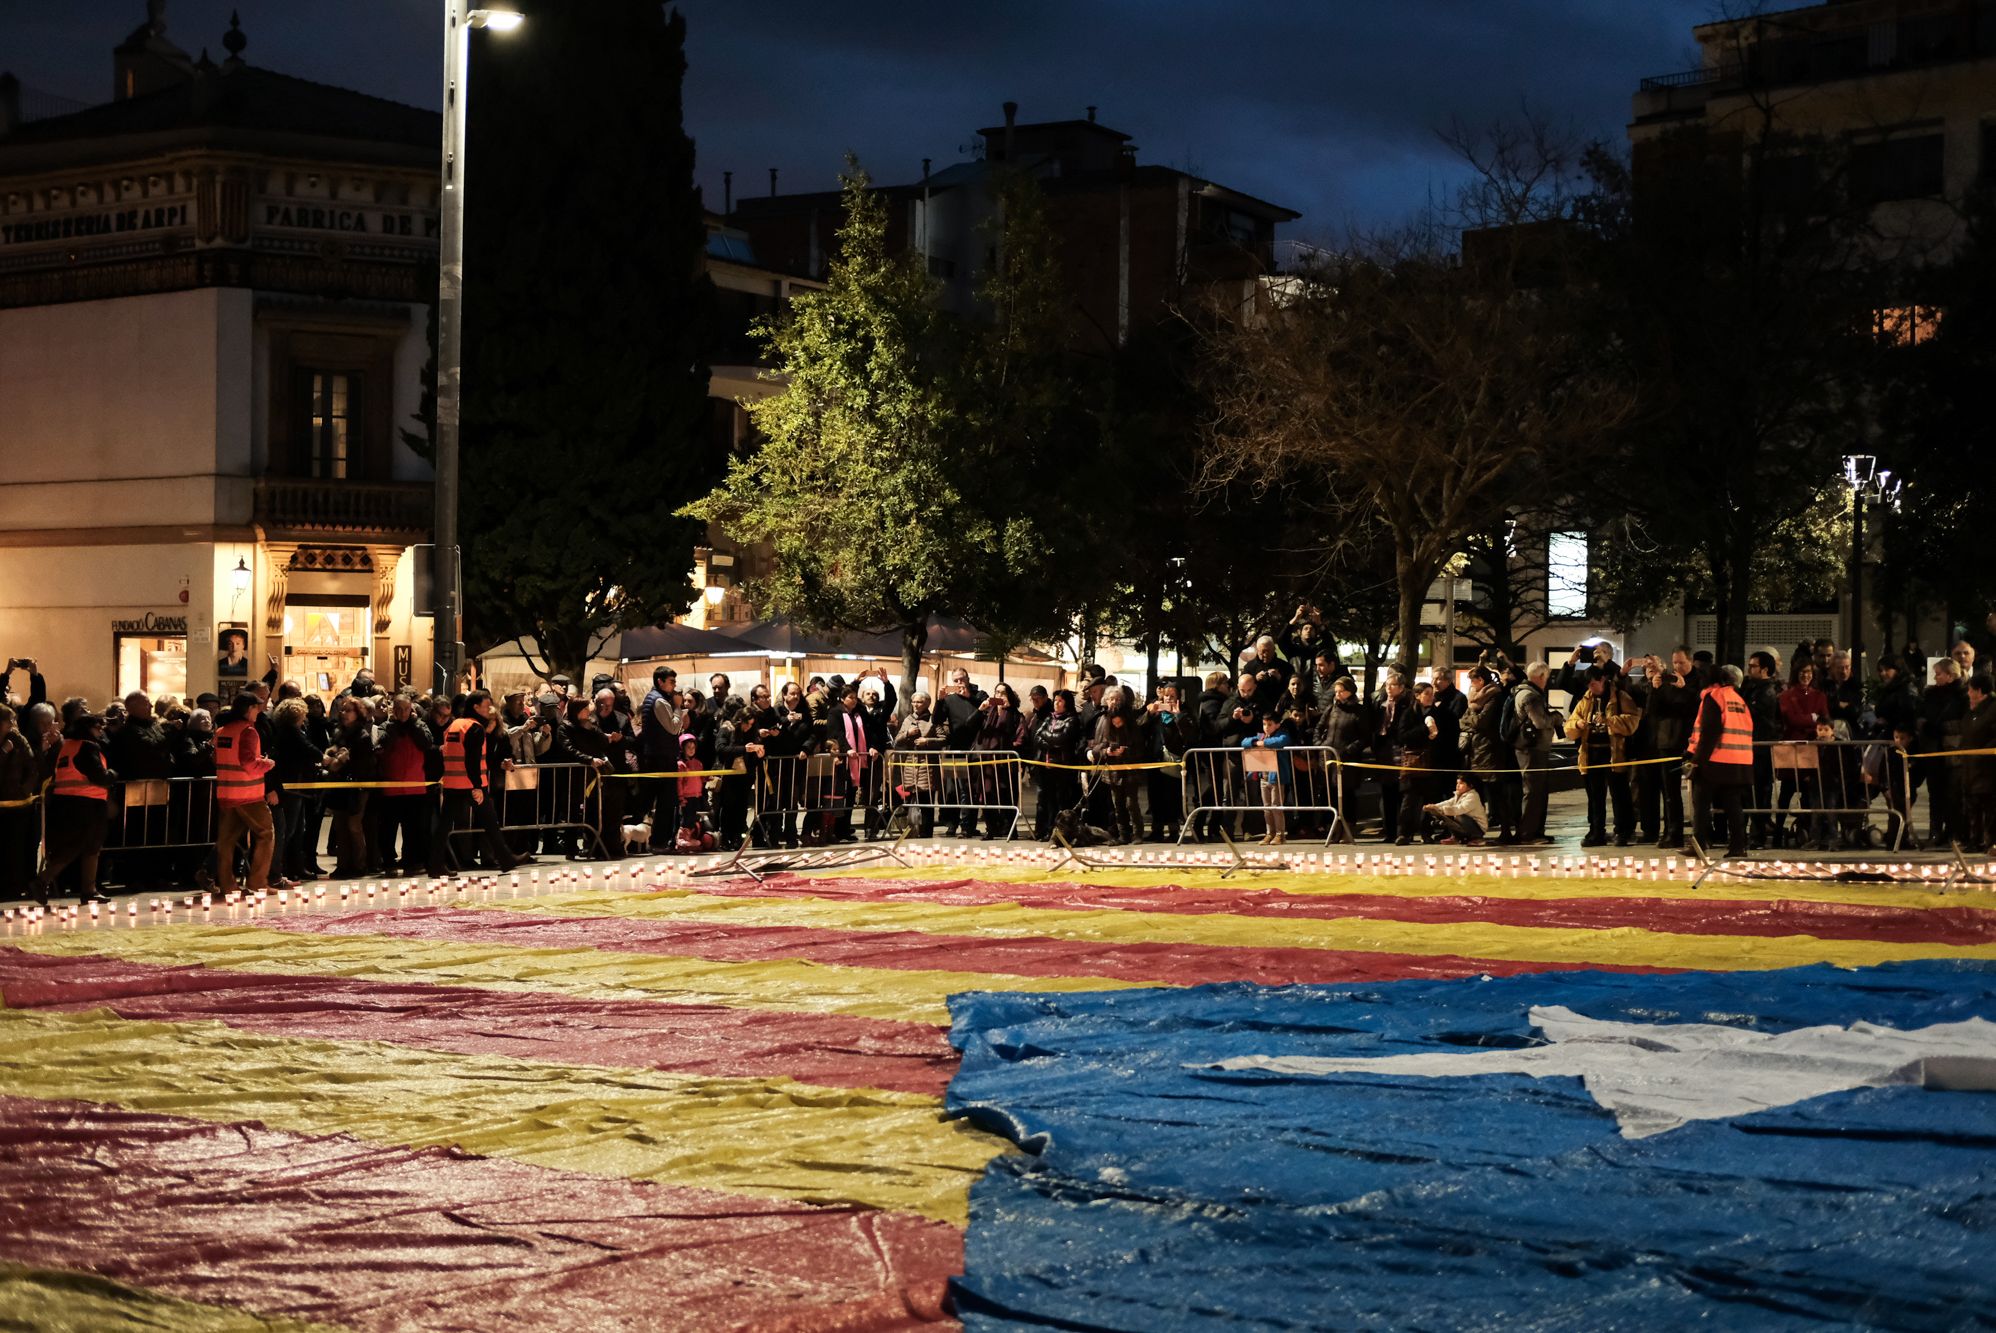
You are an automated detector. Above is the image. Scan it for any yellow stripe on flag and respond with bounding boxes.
[823,864,1982,912]
[502,888,1996,974]
[0,1260,341,1333]
[8,926,1152,1027]
[0,1008,1001,1225]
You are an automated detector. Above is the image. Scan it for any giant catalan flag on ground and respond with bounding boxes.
[1,866,1992,1329]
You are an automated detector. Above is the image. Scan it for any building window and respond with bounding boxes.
[1849,134,1945,204]
[306,372,356,479]
[1873,305,1943,346]
[1546,532,1589,618]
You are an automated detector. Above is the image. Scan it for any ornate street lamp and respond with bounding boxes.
[1842,453,1902,692]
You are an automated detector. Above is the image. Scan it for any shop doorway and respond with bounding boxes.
[284,595,370,701]
[116,633,187,701]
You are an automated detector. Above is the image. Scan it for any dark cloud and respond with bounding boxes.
[9,0,1717,241]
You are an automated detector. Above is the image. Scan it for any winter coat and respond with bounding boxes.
[1510,681,1555,758]
[1563,686,1641,773]
[1463,681,1509,774]
[1088,712,1142,789]
[1960,697,1996,796]
[1777,684,1828,742]
[1919,680,1967,754]
[1313,696,1371,761]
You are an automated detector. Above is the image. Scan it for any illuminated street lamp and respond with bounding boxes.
[432,4,524,691]
[1842,453,1902,692]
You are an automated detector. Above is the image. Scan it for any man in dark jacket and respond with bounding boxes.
[1919,659,1969,847]
[1959,674,1996,851]
[1511,664,1556,845]
[1640,662,1696,849]
[1740,653,1782,847]
[1189,672,1249,841]
[107,690,176,888]
[933,668,984,837]
[1873,657,1921,739]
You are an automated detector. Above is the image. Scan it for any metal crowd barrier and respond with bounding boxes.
[881,748,1024,838]
[752,751,896,843]
[455,761,610,860]
[107,776,219,853]
[1746,738,1911,851]
[1177,745,1347,846]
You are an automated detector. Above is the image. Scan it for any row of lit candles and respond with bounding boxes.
[2,844,1987,931]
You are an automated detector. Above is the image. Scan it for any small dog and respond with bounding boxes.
[620,822,652,855]
[1052,808,1113,848]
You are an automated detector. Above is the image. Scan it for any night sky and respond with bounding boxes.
[8,1,1716,243]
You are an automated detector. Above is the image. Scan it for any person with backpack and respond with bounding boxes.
[1509,662,1556,844]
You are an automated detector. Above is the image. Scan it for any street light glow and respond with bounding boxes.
[469,9,525,31]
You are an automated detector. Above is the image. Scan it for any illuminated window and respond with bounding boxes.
[1547,532,1589,618]
[1874,305,1943,346]
[307,372,353,479]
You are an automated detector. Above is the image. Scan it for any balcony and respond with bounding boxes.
[254,478,432,537]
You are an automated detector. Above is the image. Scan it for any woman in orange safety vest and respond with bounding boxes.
[1685,664,1755,858]
[32,712,117,906]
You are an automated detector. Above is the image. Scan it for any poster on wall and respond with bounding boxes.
[217,624,251,679]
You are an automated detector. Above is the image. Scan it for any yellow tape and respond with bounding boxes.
[0,778,50,809]
[10,926,1154,1028]
[0,1007,1002,1225]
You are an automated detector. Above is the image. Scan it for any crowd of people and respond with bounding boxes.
[3,608,1994,903]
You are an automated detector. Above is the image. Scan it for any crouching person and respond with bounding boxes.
[1423,774,1489,846]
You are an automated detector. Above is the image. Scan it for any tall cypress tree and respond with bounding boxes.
[456,2,715,680]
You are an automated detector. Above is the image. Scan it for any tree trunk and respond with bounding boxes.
[1712,538,1752,671]
[1395,554,1428,681]
[899,619,929,716]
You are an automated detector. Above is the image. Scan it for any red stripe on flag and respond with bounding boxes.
[672,875,1996,945]
[0,949,955,1094]
[0,1096,960,1331]
[270,909,1669,988]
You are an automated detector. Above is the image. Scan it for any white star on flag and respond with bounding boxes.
[1200,1007,1996,1138]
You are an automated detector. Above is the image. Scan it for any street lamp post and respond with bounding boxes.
[1841,453,1902,695]
[431,3,523,694]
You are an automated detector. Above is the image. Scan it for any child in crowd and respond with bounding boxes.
[1424,774,1489,846]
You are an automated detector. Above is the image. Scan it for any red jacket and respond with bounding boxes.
[1777,684,1827,742]
[377,722,431,798]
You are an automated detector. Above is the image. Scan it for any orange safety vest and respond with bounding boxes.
[51,739,108,802]
[214,719,266,804]
[1685,685,1754,766]
[441,717,483,791]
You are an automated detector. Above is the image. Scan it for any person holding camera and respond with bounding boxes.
[2,658,46,712]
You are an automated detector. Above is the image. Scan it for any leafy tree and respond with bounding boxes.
[686,167,1010,698]
[453,2,716,681]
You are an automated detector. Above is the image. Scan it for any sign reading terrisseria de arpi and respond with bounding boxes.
[0,203,190,246]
